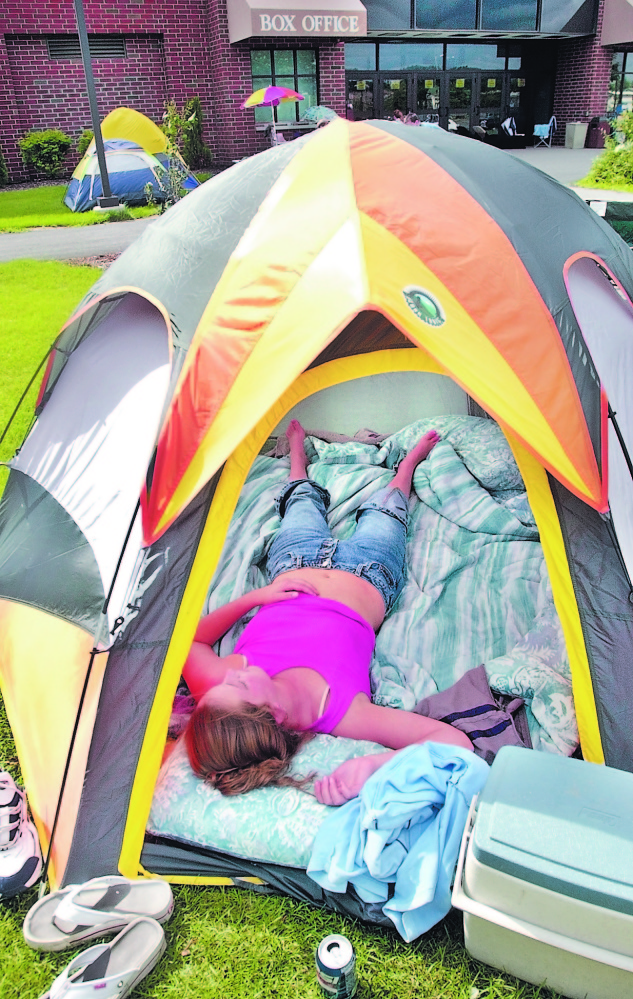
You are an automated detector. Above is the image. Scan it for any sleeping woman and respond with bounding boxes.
[183,420,472,806]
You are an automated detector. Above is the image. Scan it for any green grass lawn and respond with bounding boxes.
[0,261,559,999]
[0,185,160,232]
[0,172,217,232]
[576,176,633,192]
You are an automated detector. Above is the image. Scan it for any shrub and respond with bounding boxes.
[77,129,94,158]
[162,97,213,169]
[161,100,185,151]
[0,146,8,187]
[182,96,213,169]
[583,147,633,187]
[581,111,633,189]
[18,129,73,178]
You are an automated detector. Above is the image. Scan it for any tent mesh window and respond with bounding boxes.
[47,35,127,60]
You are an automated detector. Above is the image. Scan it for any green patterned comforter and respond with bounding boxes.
[148,416,577,868]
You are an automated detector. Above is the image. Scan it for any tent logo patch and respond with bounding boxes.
[403,286,445,327]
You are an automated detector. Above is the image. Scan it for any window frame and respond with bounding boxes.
[249,47,319,123]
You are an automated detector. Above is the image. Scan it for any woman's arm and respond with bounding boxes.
[184,575,320,699]
[194,575,319,645]
[314,700,473,806]
[333,698,473,752]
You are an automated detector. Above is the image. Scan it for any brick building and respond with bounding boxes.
[0,0,632,184]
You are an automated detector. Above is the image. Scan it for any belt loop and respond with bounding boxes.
[318,537,337,568]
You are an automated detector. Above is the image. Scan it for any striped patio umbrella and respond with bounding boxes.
[241,85,304,140]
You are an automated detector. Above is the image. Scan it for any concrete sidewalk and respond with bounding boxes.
[508,146,633,203]
[0,216,155,263]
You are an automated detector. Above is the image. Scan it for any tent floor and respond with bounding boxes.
[141,835,392,926]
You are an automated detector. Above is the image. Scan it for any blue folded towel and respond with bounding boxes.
[307,742,490,941]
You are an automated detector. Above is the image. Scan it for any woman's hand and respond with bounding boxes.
[314,752,394,806]
[257,576,319,605]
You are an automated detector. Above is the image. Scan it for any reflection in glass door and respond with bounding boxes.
[416,77,441,122]
[382,77,409,118]
[347,78,375,120]
[508,75,527,129]
[448,75,474,131]
[479,74,503,126]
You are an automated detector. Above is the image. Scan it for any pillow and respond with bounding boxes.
[148,733,386,868]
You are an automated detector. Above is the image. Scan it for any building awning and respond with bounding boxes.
[601,0,633,45]
[228,0,367,43]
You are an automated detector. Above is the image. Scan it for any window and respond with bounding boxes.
[607,52,633,114]
[47,35,127,60]
[250,49,317,123]
[345,43,376,71]
[540,0,597,33]
[481,0,537,30]
[446,44,507,71]
[366,0,411,30]
[416,0,477,30]
[379,43,443,71]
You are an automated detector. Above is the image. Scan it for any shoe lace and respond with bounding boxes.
[0,775,25,851]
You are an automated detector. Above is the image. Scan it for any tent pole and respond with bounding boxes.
[0,347,52,449]
[608,403,633,483]
[38,498,142,895]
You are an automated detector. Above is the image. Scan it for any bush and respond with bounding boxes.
[77,129,94,158]
[18,129,73,178]
[584,147,633,187]
[162,97,212,170]
[182,96,213,169]
[581,111,633,189]
[0,146,8,187]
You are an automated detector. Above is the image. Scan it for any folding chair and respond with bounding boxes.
[533,115,556,147]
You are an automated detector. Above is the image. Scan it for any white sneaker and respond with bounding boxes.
[0,771,43,899]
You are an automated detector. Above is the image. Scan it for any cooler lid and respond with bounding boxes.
[472,746,633,915]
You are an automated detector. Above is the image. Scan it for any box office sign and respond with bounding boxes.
[228,1,368,41]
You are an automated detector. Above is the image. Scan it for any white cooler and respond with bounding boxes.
[452,746,633,999]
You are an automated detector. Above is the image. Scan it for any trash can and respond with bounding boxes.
[585,116,612,148]
[565,121,588,149]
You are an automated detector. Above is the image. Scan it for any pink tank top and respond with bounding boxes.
[234,594,375,734]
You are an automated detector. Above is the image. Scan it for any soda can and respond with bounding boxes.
[315,934,358,998]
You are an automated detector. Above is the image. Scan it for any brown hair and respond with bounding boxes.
[184,700,312,796]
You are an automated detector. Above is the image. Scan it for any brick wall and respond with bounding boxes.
[206,1,346,165]
[5,34,167,179]
[0,0,348,181]
[1,0,214,183]
[0,34,22,181]
[551,0,612,144]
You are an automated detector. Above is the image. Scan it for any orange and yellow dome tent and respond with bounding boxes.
[2,119,633,903]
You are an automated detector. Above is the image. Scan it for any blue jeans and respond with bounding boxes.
[266,479,408,613]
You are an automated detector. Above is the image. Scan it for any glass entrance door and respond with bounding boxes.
[416,76,441,123]
[347,76,376,120]
[345,70,525,131]
[446,75,475,131]
[382,77,409,118]
[478,74,503,128]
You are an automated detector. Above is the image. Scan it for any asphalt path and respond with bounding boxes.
[0,217,155,262]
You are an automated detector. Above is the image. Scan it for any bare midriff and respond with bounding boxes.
[274,567,386,631]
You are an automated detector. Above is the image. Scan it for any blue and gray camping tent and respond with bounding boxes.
[64,107,199,212]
